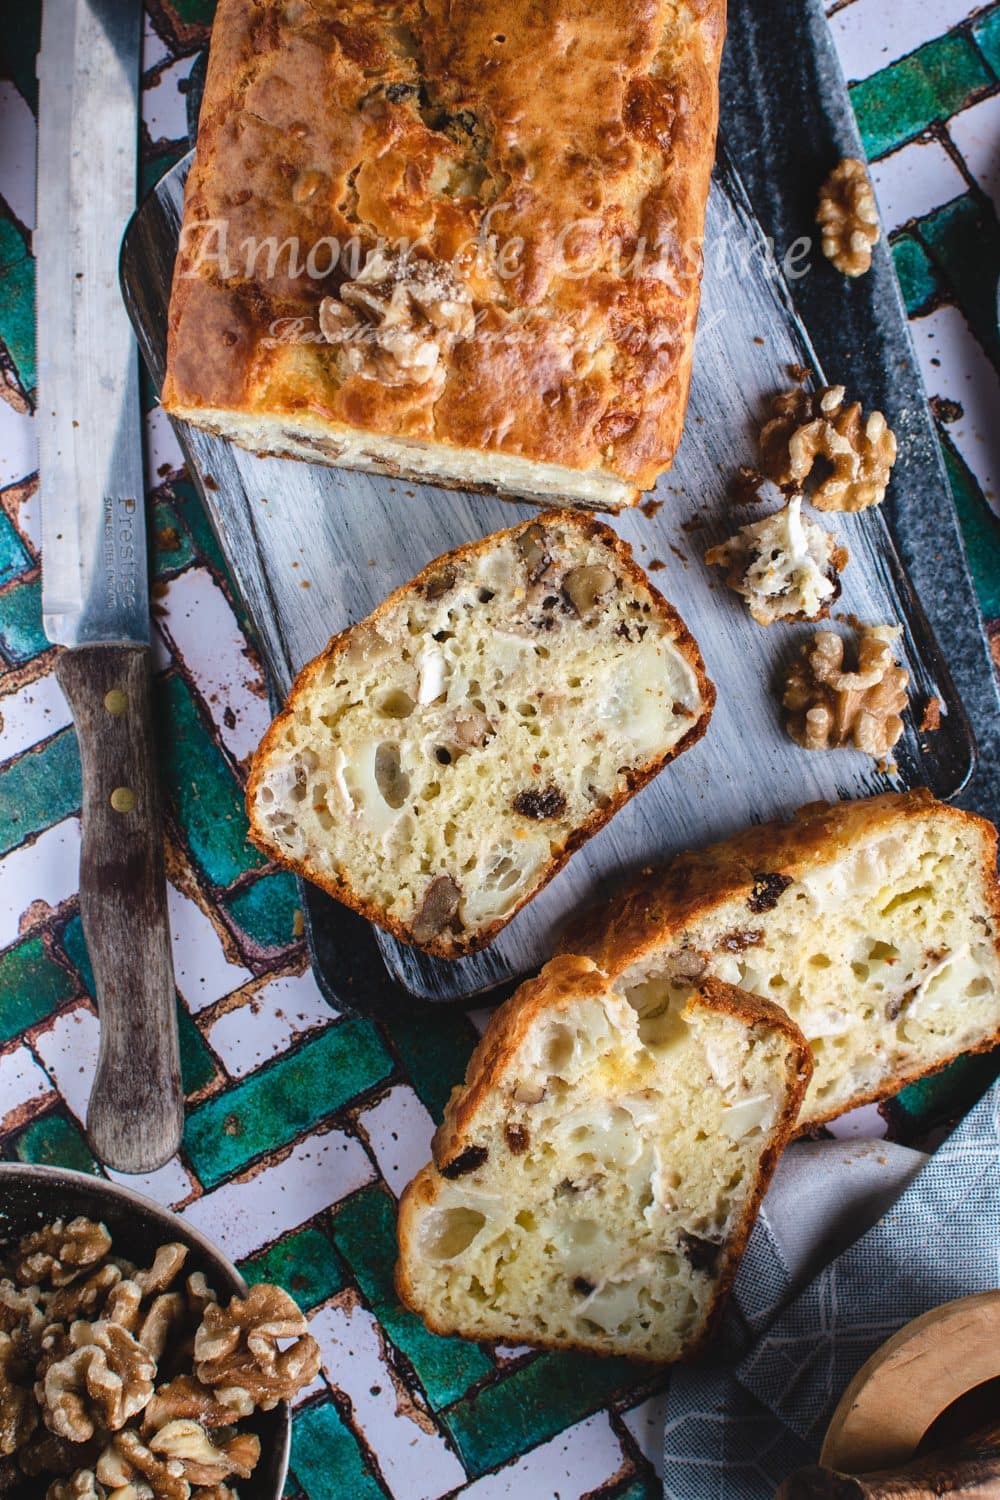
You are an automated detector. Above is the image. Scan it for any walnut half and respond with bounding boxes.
[759,385,896,512]
[817,157,881,278]
[194,1285,321,1411]
[782,624,909,756]
[319,248,474,390]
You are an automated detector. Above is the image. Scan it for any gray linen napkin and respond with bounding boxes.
[662,1080,1000,1498]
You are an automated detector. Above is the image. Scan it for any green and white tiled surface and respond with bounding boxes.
[1,3,999,1496]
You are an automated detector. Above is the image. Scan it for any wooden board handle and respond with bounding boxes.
[777,1422,1000,1498]
[56,643,183,1173]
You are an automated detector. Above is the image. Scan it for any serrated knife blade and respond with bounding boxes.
[35,0,183,1173]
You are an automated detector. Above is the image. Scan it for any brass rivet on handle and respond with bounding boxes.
[104,688,128,716]
[110,786,136,814]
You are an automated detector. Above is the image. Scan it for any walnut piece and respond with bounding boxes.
[817,157,880,277]
[45,1264,122,1325]
[96,1427,189,1500]
[143,1376,254,1435]
[40,1321,156,1441]
[319,248,474,390]
[0,1330,38,1455]
[782,624,909,755]
[759,385,896,512]
[149,1420,260,1486]
[135,1245,188,1299]
[45,1470,106,1500]
[0,1279,44,1340]
[15,1220,112,1291]
[194,1285,321,1411]
[704,494,847,625]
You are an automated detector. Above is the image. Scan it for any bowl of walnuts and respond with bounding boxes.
[0,1163,323,1500]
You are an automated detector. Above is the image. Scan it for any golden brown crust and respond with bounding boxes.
[245,511,715,957]
[163,0,726,501]
[394,958,812,1361]
[561,789,1000,1129]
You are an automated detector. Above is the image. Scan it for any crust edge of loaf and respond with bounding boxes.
[393,954,812,1363]
[560,790,1000,1129]
[245,510,716,959]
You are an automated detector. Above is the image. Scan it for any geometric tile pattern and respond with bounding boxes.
[0,2,997,1495]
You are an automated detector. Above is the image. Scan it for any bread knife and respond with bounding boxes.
[35,0,183,1171]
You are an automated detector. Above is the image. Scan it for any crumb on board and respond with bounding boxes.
[648,558,666,571]
[640,497,664,519]
[919,695,943,733]
[731,465,765,505]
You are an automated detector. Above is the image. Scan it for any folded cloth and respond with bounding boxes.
[663,1080,1000,1499]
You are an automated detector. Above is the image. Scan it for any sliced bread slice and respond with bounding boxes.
[246,512,713,957]
[565,790,1000,1128]
[395,955,811,1362]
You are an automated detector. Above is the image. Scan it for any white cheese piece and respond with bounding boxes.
[720,1091,777,1138]
[416,647,448,704]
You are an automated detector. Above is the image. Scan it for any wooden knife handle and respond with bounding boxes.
[56,642,183,1173]
[776,1422,1000,1499]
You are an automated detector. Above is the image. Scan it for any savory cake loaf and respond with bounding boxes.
[162,0,725,509]
[395,955,811,1361]
[247,512,713,957]
[564,791,1000,1128]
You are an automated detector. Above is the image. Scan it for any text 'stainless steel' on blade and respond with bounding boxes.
[36,0,182,1172]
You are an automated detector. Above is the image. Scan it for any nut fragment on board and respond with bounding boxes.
[704,494,847,625]
[782,624,909,755]
[817,157,881,277]
[759,385,896,511]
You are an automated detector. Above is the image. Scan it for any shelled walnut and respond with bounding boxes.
[704,494,847,625]
[148,1422,260,1486]
[759,385,896,511]
[0,1280,44,1338]
[142,1377,253,1435]
[782,624,909,755]
[0,1216,319,1500]
[0,1331,37,1456]
[45,1471,104,1500]
[39,1322,156,1440]
[319,248,475,390]
[817,157,881,277]
[96,1427,189,1500]
[15,1220,111,1291]
[194,1285,321,1410]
